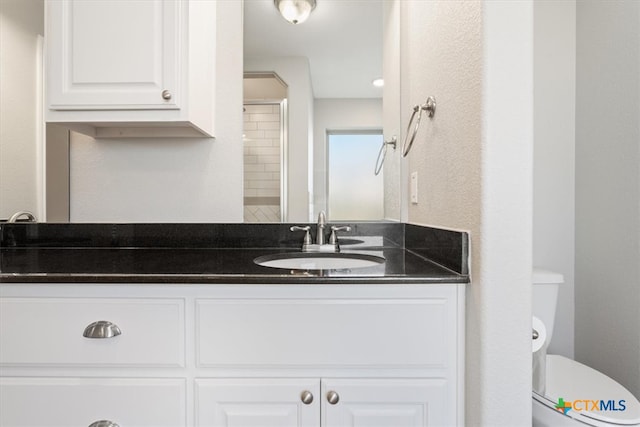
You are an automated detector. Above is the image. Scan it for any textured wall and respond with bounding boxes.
[575,0,640,398]
[401,1,534,424]
[476,4,534,422]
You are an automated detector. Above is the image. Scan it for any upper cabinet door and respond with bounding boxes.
[47,0,180,110]
[44,0,220,138]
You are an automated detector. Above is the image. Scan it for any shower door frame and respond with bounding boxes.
[243,99,288,223]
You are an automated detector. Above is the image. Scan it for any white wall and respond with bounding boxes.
[244,57,313,223]
[575,0,640,398]
[0,0,44,220]
[69,1,243,222]
[312,98,382,216]
[401,1,534,424]
[533,0,576,358]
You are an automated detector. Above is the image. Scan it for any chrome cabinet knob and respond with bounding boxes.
[326,390,339,405]
[161,89,172,100]
[88,421,120,427]
[83,321,122,339]
[300,390,314,405]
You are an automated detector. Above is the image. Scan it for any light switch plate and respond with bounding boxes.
[410,171,418,204]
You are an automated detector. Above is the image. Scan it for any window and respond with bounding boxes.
[327,131,384,220]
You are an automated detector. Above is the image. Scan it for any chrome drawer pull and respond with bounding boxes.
[83,321,122,339]
[88,420,120,427]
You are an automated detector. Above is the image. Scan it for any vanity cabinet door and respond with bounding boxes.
[321,379,451,427]
[47,0,180,110]
[195,378,453,426]
[195,378,320,427]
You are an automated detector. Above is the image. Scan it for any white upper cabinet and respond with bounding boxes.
[47,0,180,110]
[45,0,216,138]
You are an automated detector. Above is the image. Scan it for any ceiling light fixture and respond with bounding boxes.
[372,78,384,88]
[274,0,317,25]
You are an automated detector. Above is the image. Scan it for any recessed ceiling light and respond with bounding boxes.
[372,78,384,88]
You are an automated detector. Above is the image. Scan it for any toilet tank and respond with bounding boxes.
[532,268,565,343]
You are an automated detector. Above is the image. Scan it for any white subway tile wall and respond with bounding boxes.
[243,104,281,222]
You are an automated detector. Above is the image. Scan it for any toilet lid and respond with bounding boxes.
[543,355,640,425]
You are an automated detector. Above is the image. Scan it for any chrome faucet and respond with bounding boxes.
[316,211,327,245]
[290,210,351,252]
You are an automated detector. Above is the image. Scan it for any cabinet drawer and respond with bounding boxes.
[0,377,186,427]
[0,298,185,367]
[196,297,455,369]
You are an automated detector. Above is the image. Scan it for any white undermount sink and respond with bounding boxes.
[254,252,385,270]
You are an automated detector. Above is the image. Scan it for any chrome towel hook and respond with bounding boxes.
[374,136,397,176]
[402,96,436,157]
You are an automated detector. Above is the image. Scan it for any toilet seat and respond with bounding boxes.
[535,355,640,426]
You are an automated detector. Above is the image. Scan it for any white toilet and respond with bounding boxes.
[532,268,640,426]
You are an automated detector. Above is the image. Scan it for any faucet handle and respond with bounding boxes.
[290,226,312,246]
[329,226,351,245]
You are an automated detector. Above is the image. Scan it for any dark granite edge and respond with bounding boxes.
[0,273,468,285]
[404,223,469,275]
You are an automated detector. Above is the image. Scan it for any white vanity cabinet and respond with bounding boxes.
[45,0,217,138]
[0,297,187,426]
[0,283,465,427]
[196,378,448,427]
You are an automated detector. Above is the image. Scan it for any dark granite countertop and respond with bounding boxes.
[0,223,469,284]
